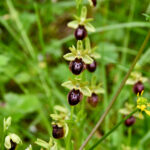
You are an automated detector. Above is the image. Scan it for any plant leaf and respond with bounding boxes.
[0,55,9,67]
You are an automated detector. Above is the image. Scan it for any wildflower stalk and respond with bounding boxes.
[79,30,150,150]
[127,127,132,146]
[1,133,5,150]
[89,109,138,150]
[66,107,74,150]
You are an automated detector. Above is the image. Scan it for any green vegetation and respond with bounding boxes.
[0,0,150,149]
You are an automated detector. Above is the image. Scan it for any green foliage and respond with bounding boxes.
[0,0,150,150]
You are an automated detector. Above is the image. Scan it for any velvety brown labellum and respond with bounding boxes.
[52,124,64,139]
[133,81,144,94]
[68,89,83,105]
[92,0,97,7]
[87,93,99,107]
[74,25,87,40]
[125,116,135,127]
[9,140,17,150]
[69,58,85,75]
[86,60,97,72]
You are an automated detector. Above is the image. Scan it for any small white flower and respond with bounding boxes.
[3,117,11,132]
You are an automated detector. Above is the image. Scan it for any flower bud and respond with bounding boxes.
[4,117,11,132]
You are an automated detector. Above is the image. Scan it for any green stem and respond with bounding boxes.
[116,1,135,148]
[89,109,138,150]
[127,127,132,146]
[34,3,45,50]
[102,63,108,132]
[1,133,5,150]
[66,107,74,150]
[79,30,150,150]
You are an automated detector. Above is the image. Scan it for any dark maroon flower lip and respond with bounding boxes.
[92,0,97,7]
[133,81,144,95]
[68,89,83,105]
[124,116,136,127]
[86,60,97,73]
[74,25,87,40]
[69,58,85,75]
[87,93,99,107]
[52,124,64,139]
[10,140,17,150]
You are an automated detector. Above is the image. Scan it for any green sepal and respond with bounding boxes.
[64,123,69,137]
[91,52,101,59]
[67,20,78,29]
[80,86,91,96]
[50,114,63,121]
[63,53,76,61]
[54,105,68,114]
[69,45,77,54]
[61,81,74,90]
[94,87,105,94]
[35,139,49,149]
[85,37,91,51]
[85,23,95,32]
[82,54,93,64]
[81,6,87,20]
[77,40,83,51]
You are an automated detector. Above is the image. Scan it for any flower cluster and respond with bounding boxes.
[62,1,104,107]
[50,106,69,139]
[3,117,22,150]
[120,90,150,128]
[136,91,150,116]
[126,71,148,94]
[68,7,95,40]
[119,103,143,127]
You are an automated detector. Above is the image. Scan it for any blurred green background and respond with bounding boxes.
[0,0,150,149]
